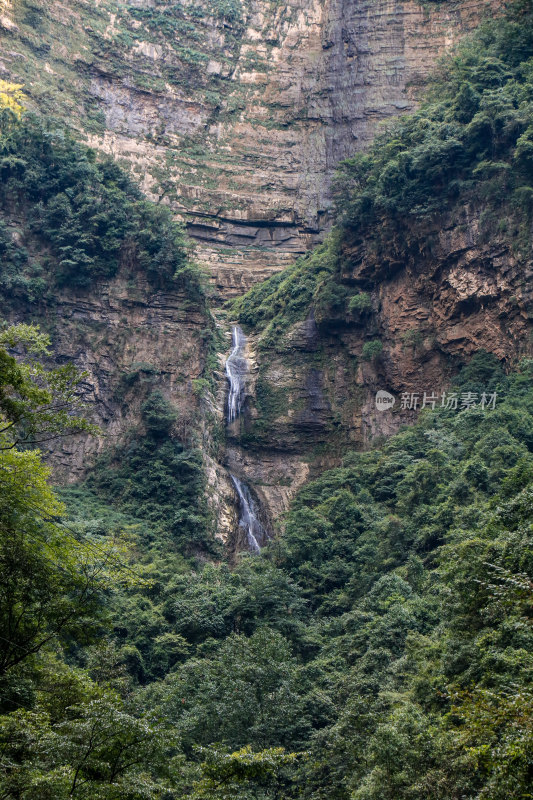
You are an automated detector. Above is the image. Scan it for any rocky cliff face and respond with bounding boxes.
[2,0,502,297]
[11,273,211,481]
[228,206,533,527]
[2,0,520,543]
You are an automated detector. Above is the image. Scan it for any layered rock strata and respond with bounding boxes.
[1,0,517,539]
[2,0,503,293]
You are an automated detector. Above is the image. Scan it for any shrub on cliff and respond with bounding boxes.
[361,339,383,362]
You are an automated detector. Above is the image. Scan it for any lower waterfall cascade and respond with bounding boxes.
[229,474,266,553]
[224,325,268,552]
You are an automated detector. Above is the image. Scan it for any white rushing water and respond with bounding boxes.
[225,325,267,553]
[225,325,248,424]
[230,474,265,553]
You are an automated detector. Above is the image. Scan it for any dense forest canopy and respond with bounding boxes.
[1,330,532,798]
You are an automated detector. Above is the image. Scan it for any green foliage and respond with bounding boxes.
[1,340,532,798]
[230,224,370,340]
[400,328,424,350]
[0,445,107,679]
[348,292,372,314]
[0,333,176,796]
[452,348,508,393]
[272,359,533,798]
[128,0,244,47]
[0,219,45,300]
[191,745,301,799]
[0,110,203,296]
[254,377,289,423]
[333,0,533,260]
[2,3,533,795]
[162,560,308,647]
[361,339,383,362]
[151,627,312,751]
[83,430,214,555]
[95,551,308,687]
[234,0,533,340]
[0,662,178,798]
[141,390,178,437]
[0,323,96,449]
[212,0,244,24]
[231,235,341,342]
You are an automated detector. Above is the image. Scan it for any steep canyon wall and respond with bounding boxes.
[1,0,515,539]
[2,0,502,296]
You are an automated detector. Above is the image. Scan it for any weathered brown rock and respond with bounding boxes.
[232,210,532,526]
[19,273,209,482]
[3,0,503,295]
[2,0,522,542]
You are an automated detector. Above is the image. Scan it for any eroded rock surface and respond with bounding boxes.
[233,211,533,524]
[3,0,502,293]
[3,0,522,541]
[14,274,209,482]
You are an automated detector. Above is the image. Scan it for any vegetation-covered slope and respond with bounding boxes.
[0,109,204,296]
[0,100,221,494]
[1,336,531,798]
[0,1,532,798]
[276,354,533,799]
[233,0,533,340]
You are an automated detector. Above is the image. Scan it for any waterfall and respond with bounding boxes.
[230,474,265,553]
[225,325,266,553]
[225,325,248,424]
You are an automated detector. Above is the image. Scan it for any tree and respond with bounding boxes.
[0,323,125,677]
[0,681,179,799]
[0,80,24,116]
[191,745,301,800]
[0,441,124,678]
[0,323,95,450]
[153,628,312,752]
[0,325,174,798]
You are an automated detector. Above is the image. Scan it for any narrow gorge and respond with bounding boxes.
[0,0,532,798]
[2,0,523,546]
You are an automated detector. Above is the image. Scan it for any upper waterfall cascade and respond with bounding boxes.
[225,325,248,424]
